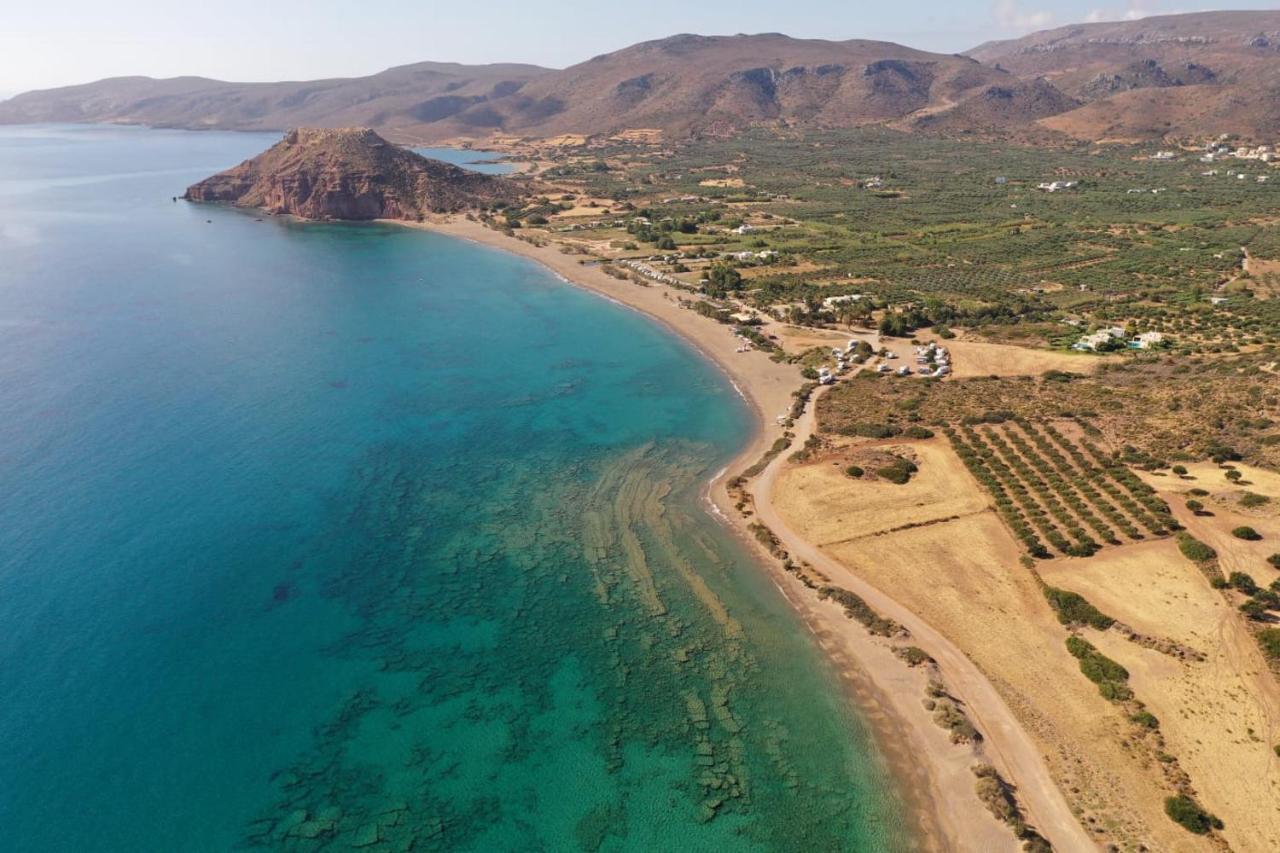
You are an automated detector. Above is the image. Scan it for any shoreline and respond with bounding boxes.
[393,215,1090,852]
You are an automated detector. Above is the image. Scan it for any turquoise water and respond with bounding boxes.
[412,146,515,174]
[0,124,910,852]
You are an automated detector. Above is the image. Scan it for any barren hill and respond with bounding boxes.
[7,14,1280,143]
[968,11,1280,140]
[422,33,1021,138]
[0,34,1033,142]
[183,127,518,220]
[0,62,552,142]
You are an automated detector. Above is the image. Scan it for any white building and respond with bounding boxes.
[1132,331,1165,349]
[1072,327,1126,351]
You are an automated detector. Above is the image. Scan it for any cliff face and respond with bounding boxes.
[184,128,517,220]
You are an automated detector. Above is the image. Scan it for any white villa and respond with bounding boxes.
[1132,331,1166,349]
[1072,327,1126,351]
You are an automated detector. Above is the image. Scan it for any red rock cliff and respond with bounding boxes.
[184,127,518,220]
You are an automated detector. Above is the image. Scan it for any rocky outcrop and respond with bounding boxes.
[183,127,518,221]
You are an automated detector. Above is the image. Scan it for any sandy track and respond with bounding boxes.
[752,389,1097,853]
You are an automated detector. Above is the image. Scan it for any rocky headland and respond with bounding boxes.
[183,127,518,220]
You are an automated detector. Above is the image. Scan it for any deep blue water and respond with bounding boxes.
[0,124,909,852]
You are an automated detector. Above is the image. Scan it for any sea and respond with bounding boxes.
[0,124,910,852]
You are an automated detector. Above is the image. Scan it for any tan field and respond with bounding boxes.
[768,324,863,356]
[772,440,990,544]
[912,335,1116,377]
[551,199,619,219]
[1039,540,1280,852]
[1141,462,1280,587]
[698,177,746,188]
[774,437,1226,852]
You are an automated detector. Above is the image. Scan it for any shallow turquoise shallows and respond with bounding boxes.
[0,125,910,852]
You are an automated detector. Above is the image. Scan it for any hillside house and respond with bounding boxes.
[1072,327,1125,351]
[1131,331,1166,349]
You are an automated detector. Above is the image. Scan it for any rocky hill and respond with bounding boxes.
[183,128,518,220]
[0,34,1042,142]
[419,33,1023,138]
[7,13,1280,143]
[0,62,552,142]
[968,11,1280,140]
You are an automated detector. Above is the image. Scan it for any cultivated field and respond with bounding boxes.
[773,438,1228,851]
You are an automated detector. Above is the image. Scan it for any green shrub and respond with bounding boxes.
[817,586,898,637]
[1258,628,1280,660]
[845,465,865,479]
[1171,465,1188,476]
[1044,587,1115,630]
[877,456,918,485]
[849,422,901,439]
[1268,554,1280,569]
[1241,599,1270,620]
[1239,492,1271,508]
[1188,487,1210,496]
[1185,499,1204,513]
[1229,572,1260,595]
[1130,710,1159,729]
[895,646,931,666]
[1065,636,1131,701]
[903,425,935,439]
[1177,533,1217,562]
[1164,794,1223,835]
[1232,526,1262,541]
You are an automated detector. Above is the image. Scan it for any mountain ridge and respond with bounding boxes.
[5,12,1280,143]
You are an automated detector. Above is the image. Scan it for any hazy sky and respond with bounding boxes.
[2,0,1275,94]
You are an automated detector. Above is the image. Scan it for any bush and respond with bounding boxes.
[1185,499,1204,514]
[1177,533,1217,562]
[1232,526,1262,541]
[1131,710,1160,729]
[1258,628,1280,660]
[849,422,901,439]
[1239,492,1271,508]
[1164,794,1223,835]
[1268,554,1280,569]
[903,425,935,439]
[1172,465,1188,476]
[877,457,918,485]
[1066,636,1131,701]
[895,646,931,666]
[1241,599,1270,620]
[845,465,865,479]
[1044,586,1115,630]
[1229,572,1260,594]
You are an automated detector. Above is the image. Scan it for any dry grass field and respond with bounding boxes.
[1039,541,1280,852]
[770,439,989,543]
[773,437,1221,852]
[1142,462,1280,585]
[918,336,1114,378]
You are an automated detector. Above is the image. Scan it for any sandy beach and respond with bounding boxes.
[402,216,1096,853]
